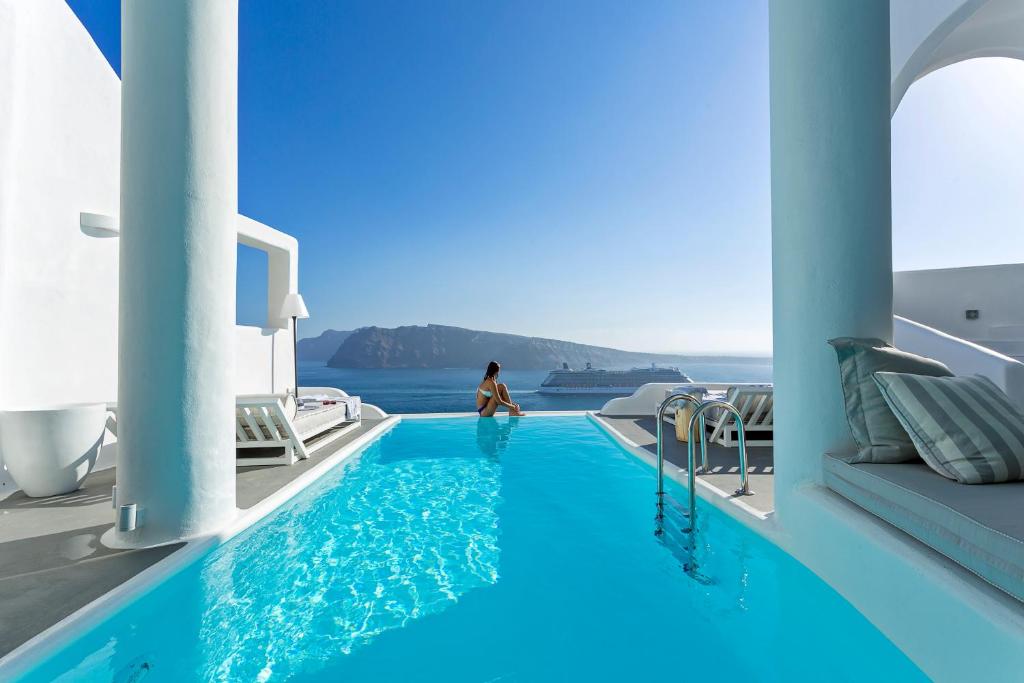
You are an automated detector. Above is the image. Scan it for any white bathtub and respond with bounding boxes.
[0,403,107,497]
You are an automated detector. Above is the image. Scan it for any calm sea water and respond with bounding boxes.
[299,359,773,413]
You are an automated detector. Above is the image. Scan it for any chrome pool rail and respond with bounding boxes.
[684,400,754,526]
[655,392,707,534]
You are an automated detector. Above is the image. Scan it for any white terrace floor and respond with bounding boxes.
[0,418,384,657]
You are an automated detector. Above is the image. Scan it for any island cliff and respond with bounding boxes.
[323,324,696,370]
[297,329,353,362]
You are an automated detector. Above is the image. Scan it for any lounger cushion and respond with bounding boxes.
[828,338,953,463]
[293,402,352,440]
[873,373,1024,484]
[823,453,1024,602]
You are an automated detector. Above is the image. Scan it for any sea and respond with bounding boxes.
[298,359,773,414]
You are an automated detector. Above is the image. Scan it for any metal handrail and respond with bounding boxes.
[655,393,707,532]
[684,400,754,525]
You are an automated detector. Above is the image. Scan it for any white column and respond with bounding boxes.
[111,1,239,547]
[769,1,892,508]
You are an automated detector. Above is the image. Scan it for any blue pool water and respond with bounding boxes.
[17,417,923,682]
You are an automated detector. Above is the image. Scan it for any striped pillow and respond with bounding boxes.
[828,338,953,463]
[873,373,1024,484]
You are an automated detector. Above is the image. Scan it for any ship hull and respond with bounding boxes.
[538,366,689,396]
[537,386,652,395]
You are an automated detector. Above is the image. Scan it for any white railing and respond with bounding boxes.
[895,316,1024,408]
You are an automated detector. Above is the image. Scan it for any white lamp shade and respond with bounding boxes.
[279,293,309,320]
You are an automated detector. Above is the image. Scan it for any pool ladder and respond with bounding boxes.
[655,393,753,536]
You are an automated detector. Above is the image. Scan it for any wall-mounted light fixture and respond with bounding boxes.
[80,212,119,238]
[117,503,138,532]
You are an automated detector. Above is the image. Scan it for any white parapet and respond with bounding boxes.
[112,2,240,548]
[895,316,1024,407]
[599,382,765,417]
[599,383,686,417]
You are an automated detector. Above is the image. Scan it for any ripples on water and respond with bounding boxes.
[195,442,503,680]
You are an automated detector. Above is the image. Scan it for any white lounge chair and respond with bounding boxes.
[235,392,360,466]
[704,385,773,447]
[662,384,773,447]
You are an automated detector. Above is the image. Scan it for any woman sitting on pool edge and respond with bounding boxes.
[476,361,525,416]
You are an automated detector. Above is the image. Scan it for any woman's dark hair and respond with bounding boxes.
[484,361,501,380]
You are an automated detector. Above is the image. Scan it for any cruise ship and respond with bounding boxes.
[538,362,691,395]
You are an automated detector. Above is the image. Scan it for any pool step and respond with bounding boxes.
[655,494,695,553]
[654,492,716,584]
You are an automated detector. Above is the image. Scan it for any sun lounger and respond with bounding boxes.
[662,384,773,447]
[235,393,360,466]
[704,385,773,447]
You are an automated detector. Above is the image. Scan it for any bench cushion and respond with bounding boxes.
[823,453,1024,601]
[293,402,352,440]
[828,337,952,464]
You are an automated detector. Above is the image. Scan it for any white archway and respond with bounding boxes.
[891,1,1024,328]
[891,0,1024,115]
[892,57,1024,272]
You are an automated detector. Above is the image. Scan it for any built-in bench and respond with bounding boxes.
[823,453,1024,602]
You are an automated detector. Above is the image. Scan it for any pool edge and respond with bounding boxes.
[399,410,591,419]
[0,416,402,680]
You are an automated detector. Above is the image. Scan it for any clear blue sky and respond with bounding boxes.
[66,1,1024,354]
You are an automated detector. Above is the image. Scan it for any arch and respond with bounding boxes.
[891,0,1024,115]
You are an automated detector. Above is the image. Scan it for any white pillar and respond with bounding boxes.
[769,1,892,508]
[112,1,239,547]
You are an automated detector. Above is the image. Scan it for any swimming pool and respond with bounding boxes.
[12,416,924,681]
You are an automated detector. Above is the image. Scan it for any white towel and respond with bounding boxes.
[342,396,361,421]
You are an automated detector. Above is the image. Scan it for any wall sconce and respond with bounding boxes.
[80,212,119,238]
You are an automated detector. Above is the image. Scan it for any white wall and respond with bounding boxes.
[894,264,1024,344]
[0,0,121,496]
[0,0,121,410]
[0,1,301,499]
[238,215,298,330]
[236,325,293,395]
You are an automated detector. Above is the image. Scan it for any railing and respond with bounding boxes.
[655,396,753,534]
[654,393,706,535]
[894,315,1024,408]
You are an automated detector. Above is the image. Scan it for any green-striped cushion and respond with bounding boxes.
[873,373,1024,484]
[828,338,953,463]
